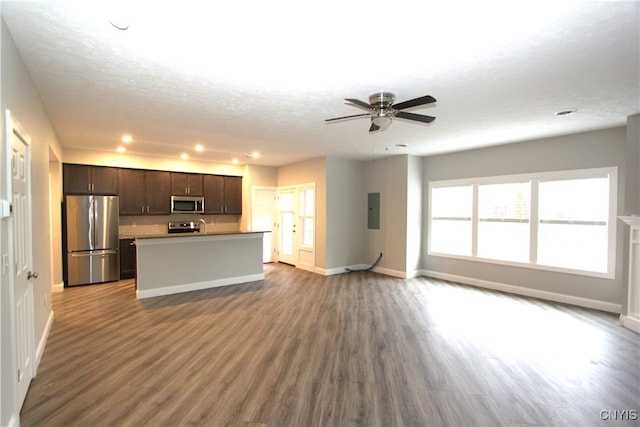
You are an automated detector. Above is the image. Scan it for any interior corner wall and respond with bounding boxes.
[240,164,277,231]
[406,155,423,277]
[277,157,327,269]
[325,157,366,269]
[1,16,62,425]
[421,127,627,307]
[625,114,640,215]
[364,155,409,276]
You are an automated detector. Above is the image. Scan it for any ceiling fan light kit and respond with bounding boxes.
[326,92,437,132]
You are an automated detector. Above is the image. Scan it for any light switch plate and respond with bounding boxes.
[0,200,11,219]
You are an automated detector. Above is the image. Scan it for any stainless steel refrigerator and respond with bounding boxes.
[65,195,119,286]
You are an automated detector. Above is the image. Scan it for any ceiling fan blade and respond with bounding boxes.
[395,111,436,124]
[369,122,380,132]
[325,113,371,123]
[345,98,373,111]
[393,95,437,111]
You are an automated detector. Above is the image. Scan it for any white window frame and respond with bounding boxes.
[298,184,315,250]
[428,167,617,279]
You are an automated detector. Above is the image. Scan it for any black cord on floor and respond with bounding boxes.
[346,253,383,272]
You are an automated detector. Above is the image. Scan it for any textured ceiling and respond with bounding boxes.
[2,1,639,167]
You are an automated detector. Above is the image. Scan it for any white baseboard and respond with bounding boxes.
[7,414,18,427]
[35,309,54,374]
[420,269,622,314]
[372,266,409,279]
[136,273,265,299]
[52,282,64,292]
[620,314,640,333]
[318,265,412,278]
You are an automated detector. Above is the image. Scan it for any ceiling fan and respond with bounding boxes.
[325,92,437,132]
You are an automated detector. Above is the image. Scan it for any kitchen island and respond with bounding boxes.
[135,231,265,299]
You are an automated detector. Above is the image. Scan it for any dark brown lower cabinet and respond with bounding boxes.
[119,239,137,279]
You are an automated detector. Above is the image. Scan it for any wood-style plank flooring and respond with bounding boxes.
[20,263,640,426]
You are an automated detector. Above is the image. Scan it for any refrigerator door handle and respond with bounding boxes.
[70,249,117,257]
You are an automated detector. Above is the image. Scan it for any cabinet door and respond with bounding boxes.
[91,166,119,194]
[203,175,225,214]
[145,171,171,214]
[171,173,189,196]
[224,176,243,214]
[118,169,145,215]
[63,164,91,194]
[187,174,203,196]
[171,173,203,196]
[119,239,137,279]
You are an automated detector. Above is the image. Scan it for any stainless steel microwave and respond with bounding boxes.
[171,196,204,214]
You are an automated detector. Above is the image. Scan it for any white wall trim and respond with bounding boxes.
[52,282,64,293]
[7,414,18,427]
[419,269,622,313]
[136,273,264,299]
[372,266,409,279]
[619,315,640,333]
[35,309,54,374]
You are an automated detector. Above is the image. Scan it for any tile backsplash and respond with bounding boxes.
[119,215,240,237]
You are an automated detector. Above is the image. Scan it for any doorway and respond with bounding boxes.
[275,184,315,270]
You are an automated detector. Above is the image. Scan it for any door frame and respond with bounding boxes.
[275,183,316,270]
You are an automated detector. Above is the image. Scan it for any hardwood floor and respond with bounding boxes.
[21,263,640,426]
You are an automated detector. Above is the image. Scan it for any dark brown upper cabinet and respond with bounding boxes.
[118,169,171,215]
[171,172,203,196]
[63,164,118,195]
[204,175,242,215]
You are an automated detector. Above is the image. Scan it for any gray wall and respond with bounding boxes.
[422,127,628,305]
[624,114,639,215]
[326,157,366,269]
[364,155,409,275]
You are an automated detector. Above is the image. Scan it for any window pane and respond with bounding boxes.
[302,218,314,246]
[301,189,314,216]
[281,212,293,256]
[279,192,295,211]
[538,223,608,272]
[431,219,472,256]
[538,176,610,273]
[478,182,529,220]
[431,186,472,219]
[477,182,530,262]
[430,185,472,256]
[539,178,608,222]
[478,222,529,262]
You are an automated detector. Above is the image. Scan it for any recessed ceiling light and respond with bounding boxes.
[116,146,126,153]
[250,152,260,159]
[122,135,133,143]
[232,159,239,165]
[554,108,577,116]
[195,144,204,152]
[180,153,189,160]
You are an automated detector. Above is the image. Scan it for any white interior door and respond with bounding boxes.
[277,188,297,265]
[251,186,276,263]
[10,120,34,410]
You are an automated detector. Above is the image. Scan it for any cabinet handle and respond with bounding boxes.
[141,206,144,213]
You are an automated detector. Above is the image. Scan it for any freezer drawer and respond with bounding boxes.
[67,250,120,286]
